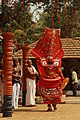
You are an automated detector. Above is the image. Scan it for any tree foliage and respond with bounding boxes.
[0,0,80,51]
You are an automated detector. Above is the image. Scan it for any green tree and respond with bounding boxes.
[0,0,80,52]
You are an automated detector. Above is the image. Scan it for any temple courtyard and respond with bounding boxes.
[1,76,80,119]
[0,102,80,120]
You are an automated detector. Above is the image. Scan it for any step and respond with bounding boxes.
[65,96,80,104]
[66,90,80,96]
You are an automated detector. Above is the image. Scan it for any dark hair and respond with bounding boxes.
[71,66,75,70]
[27,59,32,66]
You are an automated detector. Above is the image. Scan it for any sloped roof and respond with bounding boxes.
[13,38,80,58]
[61,38,80,58]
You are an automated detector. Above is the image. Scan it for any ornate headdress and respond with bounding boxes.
[31,27,64,59]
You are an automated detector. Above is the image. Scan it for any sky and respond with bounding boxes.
[30,2,43,22]
[6,0,43,22]
[0,0,43,22]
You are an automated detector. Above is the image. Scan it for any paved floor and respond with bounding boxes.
[0,103,80,120]
[1,77,80,120]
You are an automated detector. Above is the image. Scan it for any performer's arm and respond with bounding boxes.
[58,68,65,81]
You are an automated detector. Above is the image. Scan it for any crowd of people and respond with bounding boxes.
[11,60,80,111]
[12,59,39,109]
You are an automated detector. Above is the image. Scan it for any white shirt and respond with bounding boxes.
[72,71,78,84]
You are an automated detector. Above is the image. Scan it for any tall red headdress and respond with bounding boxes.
[31,27,64,60]
[31,28,65,104]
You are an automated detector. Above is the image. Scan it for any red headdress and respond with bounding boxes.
[31,28,65,104]
[31,27,64,60]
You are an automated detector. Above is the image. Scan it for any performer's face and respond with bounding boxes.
[47,56,54,64]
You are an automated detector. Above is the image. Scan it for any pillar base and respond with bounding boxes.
[22,90,26,106]
[3,95,12,117]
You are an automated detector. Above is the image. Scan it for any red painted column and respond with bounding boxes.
[2,32,14,117]
[22,45,30,106]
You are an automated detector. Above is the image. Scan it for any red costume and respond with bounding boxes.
[31,27,68,104]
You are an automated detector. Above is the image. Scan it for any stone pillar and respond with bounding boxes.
[2,32,14,117]
[22,46,30,106]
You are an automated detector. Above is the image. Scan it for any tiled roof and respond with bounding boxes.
[61,38,80,58]
[13,38,80,58]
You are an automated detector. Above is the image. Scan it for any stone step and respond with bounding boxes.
[65,97,80,104]
[66,90,80,96]
[62,90,80,104]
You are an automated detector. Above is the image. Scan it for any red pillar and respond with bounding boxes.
[22,45,30,106]
[2,32,14,117]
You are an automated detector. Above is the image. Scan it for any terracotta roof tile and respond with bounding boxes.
[13,38,80,58]
[61,38,80,58]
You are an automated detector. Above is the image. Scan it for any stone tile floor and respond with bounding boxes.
[0,103,80,120]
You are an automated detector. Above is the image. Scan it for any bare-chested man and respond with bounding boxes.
[26,59,38,107]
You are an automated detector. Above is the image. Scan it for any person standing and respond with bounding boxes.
[40,56,64,111]
[12,60,21,109]
[26,59,38,107]
[70,67,78,96]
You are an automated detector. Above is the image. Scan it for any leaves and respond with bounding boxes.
[0,0,80,51]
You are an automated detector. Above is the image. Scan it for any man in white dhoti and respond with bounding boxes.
[12,60,21,109]
[26,59,38,107]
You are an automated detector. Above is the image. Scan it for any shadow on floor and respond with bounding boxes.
[13,109,47,112]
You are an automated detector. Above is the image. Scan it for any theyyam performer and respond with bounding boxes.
[31,27,69,111]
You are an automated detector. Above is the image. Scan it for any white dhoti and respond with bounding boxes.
[12,83,20,109]
[26,78,36,106]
